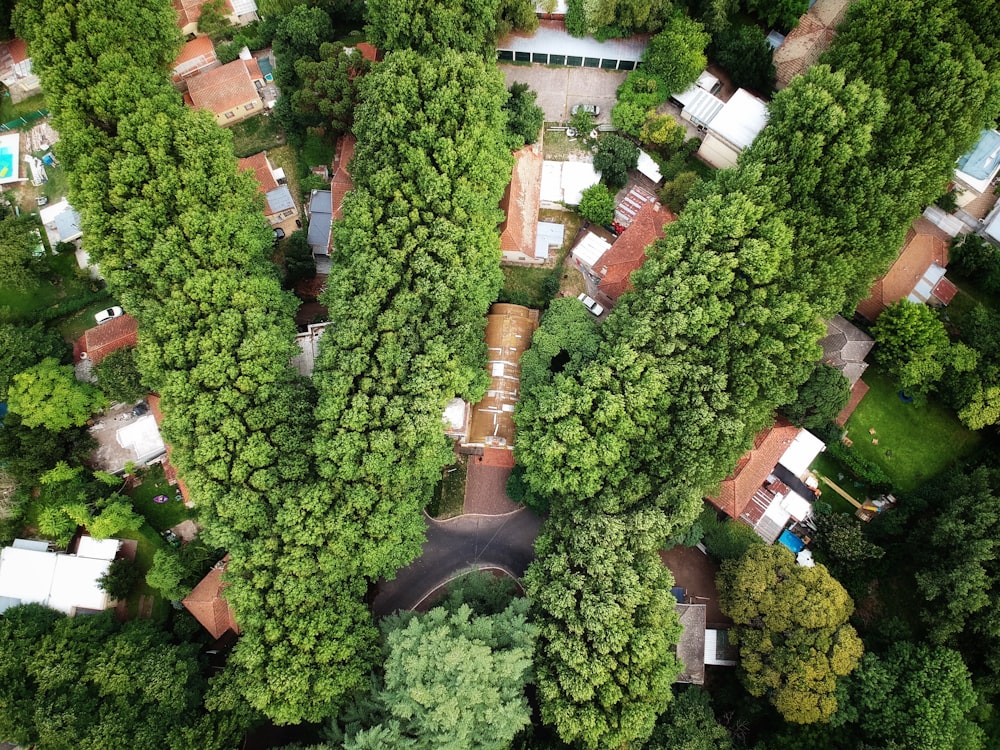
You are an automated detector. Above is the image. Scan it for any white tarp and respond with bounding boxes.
[778,429,825,478]
[76,536,121,561]
[116,414,166,465]
[48,556,112,613]
[572,232,612,269]
[708,89,769,150]
[637,150,662,183]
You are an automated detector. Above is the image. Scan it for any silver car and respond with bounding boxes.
[577,293,605,317]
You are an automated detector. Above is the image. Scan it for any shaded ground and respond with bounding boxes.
[464,460,519,515]
[660,545,732,628]
[372,510,542,616]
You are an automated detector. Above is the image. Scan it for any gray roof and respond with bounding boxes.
[54,208,83,242]
[674,603,706,685]
[265,184,296,214]
[307,190,332,255]
[819,315,874,386]
[498,24,648,63]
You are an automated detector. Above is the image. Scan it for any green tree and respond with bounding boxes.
[593,133,639,189]
[745,0,808,29]
[639,113,685,154]
[0,321,67,401]
[641,14,710,96]
[0,215,43,291]
[98,557,142,599]
[285,42,367,140]
[366,0,502,57]
[283,229,318,288]
[8,358,108,431]
[873,300,951,395]
[272,5,333,89]
[780,362,850,429]
[577,183,615,224]
[658,171,699,213]
[949,234,1000,292]
[712,23,776,93]
[197,0,233,40]
[504,82,545,146]
[95,347,146,404]
[718,545,863,723]
[564,0,674,37]
[646,687,735,750]
[844,643,983,750]
[146,548,195,601]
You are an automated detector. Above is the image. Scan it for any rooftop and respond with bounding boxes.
[674,604,707,685]
[500,145,544,258]
[773,0,851,89]
[174,0,234,29]
[596,200,674,301]
[818,315,874,386]
[707,89,769,150]
[307,189,333,255]
[187,59,260,117]
[174,36,217,69]
[497,19,649,63]
[182,555,240,639]
[331,134,356,222]
[955,129,1000,194]
[76,314,139,365]
[238,151,279,192]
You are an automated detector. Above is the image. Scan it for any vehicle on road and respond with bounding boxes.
[577,293,605,317]
[94,306,124,325]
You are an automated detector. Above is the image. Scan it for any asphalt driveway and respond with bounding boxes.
[499,64,627,124]
[371,509,543,616]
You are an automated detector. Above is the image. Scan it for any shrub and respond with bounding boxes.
[827,442,892,491]
[577,183,615,225]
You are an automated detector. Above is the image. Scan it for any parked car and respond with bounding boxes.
[273,227,285,242]
[571,104,600,116]
[94,306,124,325]
[577,293,605,317]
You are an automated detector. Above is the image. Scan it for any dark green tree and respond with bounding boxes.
[745,0,808,29]
[641,14,710,96]
[95,347,146,404]
[283,229,318,288]
[0,215,44,290]
[98,557,142,599]
[285,42,367,140]
[196,0,233,40]
[873,300,951,395]
[593,133,639,190]
[712,23,776,93]
[646,687,735,750]
[272,5,333,89]
[504,82,545,146]
[0,321,67,401]
[780,362,850,429]
[366,0,502,57]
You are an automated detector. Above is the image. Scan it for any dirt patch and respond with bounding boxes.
[660,545,733,628]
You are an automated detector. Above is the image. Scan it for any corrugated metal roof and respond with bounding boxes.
[498,22,648,62]
[708,89,768,150]
[265,184,295,214]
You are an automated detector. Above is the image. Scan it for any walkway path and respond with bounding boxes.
[371,509,542,616]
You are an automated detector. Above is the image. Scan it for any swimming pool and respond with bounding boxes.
[0,131,19,184]
[258,57,274,83]
[0,145,13,180]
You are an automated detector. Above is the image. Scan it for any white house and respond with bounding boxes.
[697,89,769,169]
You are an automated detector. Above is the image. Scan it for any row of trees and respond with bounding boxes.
[516,0,998,741]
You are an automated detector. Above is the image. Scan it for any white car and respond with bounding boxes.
[95,306,124,325]
[577,293,605,317]
[571,104,601,117]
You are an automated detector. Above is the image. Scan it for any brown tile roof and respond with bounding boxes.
[932,276,958,305]
[707,417,801,519]
[331,134,356,221]
[499,145,543,257]
[356,42,379,62]
[238,151,279,192]
[182,555,240,639]
[596,200,674,301]
[174,0,234,29]
[835,378,869,427]
[78,314,139,365]
[773,0,851,89]
[855,217,950,320]
[187,59,260,117]
[7,38,28,64]
[174,36,217,68]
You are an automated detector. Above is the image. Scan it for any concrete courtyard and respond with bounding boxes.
[499,64,628,124]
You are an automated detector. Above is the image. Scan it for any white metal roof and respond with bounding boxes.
[498,25,648,63]
[637,150,662,183]
[0,546,58,610]
[48,556,111,614]
[955,129,1000,194]
[984,208,1000,245]
[116,414,166,466]
[708,89,769,151]
[777,428,824,478]
[572,231,612,268]
[76,536,121,561]
[0,543,115,615]
[779,491,813,522]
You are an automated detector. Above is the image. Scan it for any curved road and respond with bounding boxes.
[372,509,543,616]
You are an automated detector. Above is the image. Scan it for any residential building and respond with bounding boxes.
[707,418,824,543]
[306,189,333,256]
[183,555,240,639]
[952,129,1000,209]
[499,144,545,263]
[674,603,707,685]
[819,315,875,425]
[186,58,265,127]
[237,151,299,234]
[172,36,221,89]
[0,537,122,616]
[0,38,42,103]
[697,89,769,169]
[39,198,83,246]
[497,20,646,71]
[855,217,957,321]
[174,0,258,36]
[462,304,540,454]
[74,314,139,365]
[773,0,852,90]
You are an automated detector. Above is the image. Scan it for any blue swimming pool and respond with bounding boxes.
[258,57,274,83]
[0,145,14,180]
[778,530,805,554]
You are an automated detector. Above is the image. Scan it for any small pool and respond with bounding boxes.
[258,57,274,83]
[778,529,805,554]
[0,145,14,180]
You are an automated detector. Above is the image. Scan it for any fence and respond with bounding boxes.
[0,109,49,132]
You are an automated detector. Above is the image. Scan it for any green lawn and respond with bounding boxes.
[810,451,867,515]
[844,370,981,493]
[128,464,195,531]
[428,456,467,520]
[118,523,170,621]
[1,249,109,325]
[0,91,47,125]
[298,132,336,169]
[229,114,286,158]
[501,265,560,309]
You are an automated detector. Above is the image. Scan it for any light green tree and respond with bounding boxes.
[577,183,615,225]
[8,358,107,431]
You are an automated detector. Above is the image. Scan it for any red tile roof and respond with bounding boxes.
[707,417,801,519]
[356,42,379,62]
[773,0,850,89]
[596,200,674,301]
[499,146,543,257]
[237,151,279,193]
[331,134,356,221]
[7,38,28,64]
[187,59,260,117]
[856,217,951,320]
[182,555,240,639]
[835,379,869,427]
[174,36,217,68]
[174,0,234,29]
[932,276,958,305]
[77,314,139,365]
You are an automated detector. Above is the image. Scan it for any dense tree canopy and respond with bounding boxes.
[504,82,545,146]
[718,545,863,723]
[780,362,851,430]
[8,358,108,432]
[873,301,952,396]
[0,215,44,290]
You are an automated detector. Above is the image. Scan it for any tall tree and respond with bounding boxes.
[780,362,850,430]
[873,300,951,396]
[8,358,108,432]
[0,215,43,290]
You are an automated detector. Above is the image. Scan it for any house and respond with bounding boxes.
[462,304,540,452]
[186,58,265,127]
[855,217,957,321]
[983,202,1000,247]
[0,38,42,103]
[952,129,1000,209]
[306,189,333,256]
[697,89,769,169]
[182,555,240,639]
[613,184,657,229]
[773,0,852,90]
[497,20,646,71]
[708,418,824,543]
[174,0,258,36]
[575,200,674,307]
[540,160,600,206]
[0,536,122,616]
[674,603,707,685]
[74,314,139,365]
[500,144,545,263]
[39,198,83,246]
[571,231,612,279]
[172,36,221,89]
[237,151,299,234]
[819,315,874,425]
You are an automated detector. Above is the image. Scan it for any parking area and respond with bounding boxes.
[499,64,627,124]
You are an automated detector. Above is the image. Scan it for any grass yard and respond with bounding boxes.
[298,132,336,169]
[118,523,170,621]
[542,126,592,162]
[129,464,194,531]
[264,144,302,209]
[428,456,468,520]
[844,370,981,493]
[1,249,109,326]
[810,452,867,516]
[229,114,286,158]
[0,92,46,125]
[501,265,560,308]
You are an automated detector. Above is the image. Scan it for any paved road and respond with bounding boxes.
[372,509,543,616]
